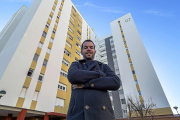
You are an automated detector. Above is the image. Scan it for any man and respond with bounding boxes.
[67,40,120,120]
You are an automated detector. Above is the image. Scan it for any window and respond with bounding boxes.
[72,6,76,12]
[78,24,82,29]
[67,33,73,40]
[60,69,68,78]
[38,73,44,81]
[70,16,75,21]
[27,68,34,78]
[55,97,64,107]
[57,16,59,19]
[75,57,78,61]
[50,37,54,43]
[132,71,135,74]
[55,21,58,26]
[52,29,56,34]
[62,58,70,67]
[69,21,74,27]
[49,15,52,20]
[38,42,43,49]
[58,83,67,91]
[19,87,28,98]
[77,30,81,36]
[46,23,50,28]
[123,110,127,113]
[119,89,124,94]
[76,50,80,56]
[43,59,48,67]
[122,35,124,38]
[78,20,82,24]
[76,42,81,49]
[121,99,126,104]
[66,41,72,48]
[68,27,74,33]
[77,35,81,41]
[33,54,39,62]
[71,11,76,17]
[128,54,130,57]
[42,31,47,38]
[32,91,39,101]
[138,91,142,95]
[112,50,115,54]
[47,47,51,54]
[135,80,138,84]
[64,49,71,57]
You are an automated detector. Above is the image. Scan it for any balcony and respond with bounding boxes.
[99,51,106,56]
[100,56,107,61]
[99,46,106,51]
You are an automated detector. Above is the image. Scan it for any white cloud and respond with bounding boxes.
[144,10,173,17]
[75,2,124,14]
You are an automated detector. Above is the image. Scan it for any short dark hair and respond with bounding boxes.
[81,40,95,50]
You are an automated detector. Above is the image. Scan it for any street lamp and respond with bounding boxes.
[173,106,179,114]
[0,90,6,99]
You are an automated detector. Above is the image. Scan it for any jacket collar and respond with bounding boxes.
[78,59,102,70]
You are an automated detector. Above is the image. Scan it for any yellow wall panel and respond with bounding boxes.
[16,97,25,108]
[63,54,71,62]
[75,53,80,59]
[69,23,74,31]
[35,81,42,91]
[124,43,127,48]
[54,106,65,114]
[123,38,125,42]
[54,0,58,5]
[51,33,55,39]
[65,44,72,53]
[77,32,82,39]
[30,100,37,110]
[77,27,82,34]
[45,53,50,60]
[36,47,42,55]
[54,25,57,31]
[40,66,46,75]
[136,84,140,91]
[128,57,132,63]
[130,64,134,71]
[70,18,75,25]
[50,12,54,17]
[40,36,45,43]
[57,89,66,99]
[152,107,173,115]
[60,6,62,11]
[118,22,121,26]
[48,42,53,49]
[61,1,64,6]
[56,18,59,23]
[78,23,82,29]
[78,17,82,24]
[139,95,144,103]
[44,27,48,34]
[59,75,69,85]
[71,8,76,14]
[120,27,123,31]
[58,11,61,17]
[133,74,137,80]
[68,30,73,37]
[61,63,69,72]
[47,19,51,25]
[76,46,81,53]
[66,37,73,45]
[126,49,129,55]
[52,5,56,11]
[121,32,124,36]
[23,77,32,88]
[30,61,37,70]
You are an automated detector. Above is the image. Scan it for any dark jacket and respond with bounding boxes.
[66,59,120,120]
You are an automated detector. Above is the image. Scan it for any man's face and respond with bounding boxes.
[81,42,96,60]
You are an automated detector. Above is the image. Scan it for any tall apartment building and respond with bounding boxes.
[0,0,172,119]
[0,0,97,119]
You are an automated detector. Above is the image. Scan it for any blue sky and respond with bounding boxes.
[0,0,180,114]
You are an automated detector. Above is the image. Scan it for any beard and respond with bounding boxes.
[82,51,95,60]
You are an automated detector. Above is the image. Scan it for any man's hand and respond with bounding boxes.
[72,84,84,89]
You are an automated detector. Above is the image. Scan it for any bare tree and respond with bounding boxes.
[126,95,156,120]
